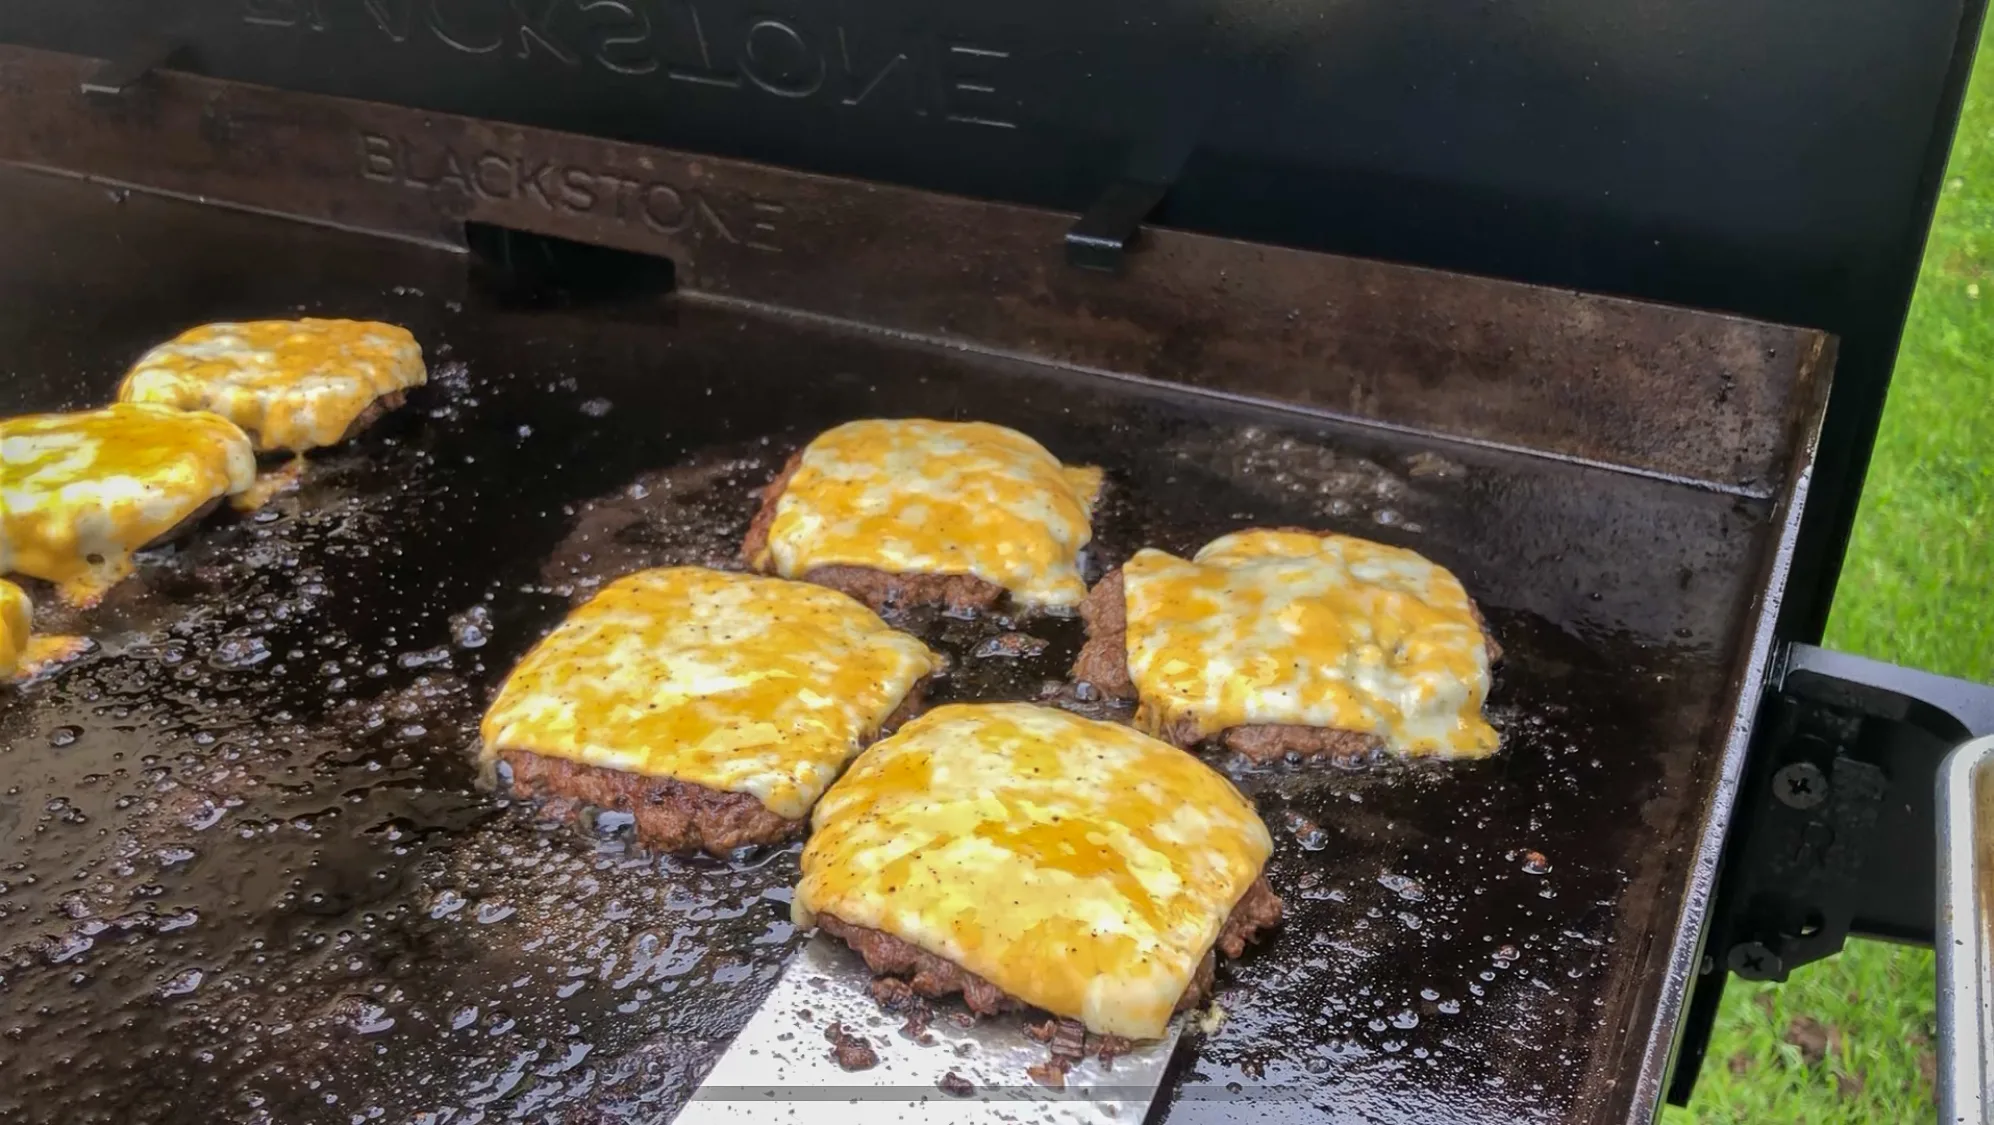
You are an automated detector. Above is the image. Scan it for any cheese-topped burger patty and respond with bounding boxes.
[1,404,255,606]
[479,566,939,855]
[0,579,87,682]
[796,702,1281,1039]
[742,419,1104,614]
[118,318,425,453]
[1073,529,1501,763]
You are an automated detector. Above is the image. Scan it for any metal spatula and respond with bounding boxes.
[673,934,1187,1125]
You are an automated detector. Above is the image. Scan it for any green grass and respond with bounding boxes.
[1669,14,1994,1125]
[1674,942,1939,1123]
[1825,46,1994,686]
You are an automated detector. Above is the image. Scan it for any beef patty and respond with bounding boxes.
[239,390,404,462]
[740,448,1006,616]
[816,875,1283,1025]
[139,496,224,551]
[490,678,930,856]
[337,389,405,444]
[1073,557,1503,765]
[497,750,805,855]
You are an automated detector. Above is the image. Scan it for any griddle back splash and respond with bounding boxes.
[0,168,1800,1125]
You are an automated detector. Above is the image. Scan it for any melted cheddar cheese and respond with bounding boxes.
[479,567,937,820]
[755,419,1104,609]
[230,457,305,513]
[1122,529,1498,758]
[1,404,255,606]
[0,579,28,679]
[0,579,87,682]
[796,702,1273,1039]
[118,319,425,452]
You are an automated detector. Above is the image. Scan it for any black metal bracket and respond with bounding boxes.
[1666,643,1994,1105]
[81,37,186,102]
[1063,49,1221,274]
[1065,179,1173,273]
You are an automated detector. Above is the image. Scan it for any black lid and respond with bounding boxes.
[2,0,1984,634]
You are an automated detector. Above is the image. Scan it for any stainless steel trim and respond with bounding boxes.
[1634,398,1829,1119]
[1938,734,1994,1125]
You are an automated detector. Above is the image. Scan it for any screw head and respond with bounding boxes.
[1728,941,1784,981]
[1773,762,1829,810]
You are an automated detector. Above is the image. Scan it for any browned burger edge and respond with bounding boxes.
[815,874,1283,1023]
[488,678,931,856]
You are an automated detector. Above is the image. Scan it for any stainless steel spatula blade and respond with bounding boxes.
[673,934,1186,1125]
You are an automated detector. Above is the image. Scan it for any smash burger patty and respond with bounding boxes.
[742,448,1006,616]
[742,419,1103,615]
[0,403,256,606]
[815,875,1284,1019]
[796,703,1281,1040]
[118,318,426,454]
[1076,530,1499,765]
[492,683,929,854]
[479,567,938,856]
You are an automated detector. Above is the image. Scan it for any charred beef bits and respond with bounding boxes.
[744,419,1103,613]
[479,567,938,856]
[1078,529,1500,762]
[0,403,255,606]
[118,318,426,453]
[796,702,1278,1040]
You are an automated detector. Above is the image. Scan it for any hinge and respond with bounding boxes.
[81,37,187,102]
[1066,179,1173,273]
[1666,643,1994,1105]
[1062,49,1221,273]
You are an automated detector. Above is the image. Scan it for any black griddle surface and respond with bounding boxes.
[0,169,1773,1125]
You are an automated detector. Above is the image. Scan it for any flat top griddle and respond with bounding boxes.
[0,164,1790,1125]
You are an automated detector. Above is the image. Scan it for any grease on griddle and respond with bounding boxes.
[1163,423,1426,532]
[0,235,1771,1124]
[446,603,492,649]
[0,411,804,1124]
[1031,677,1134,724]
[537,447,779,601]
[972,631,1050,660]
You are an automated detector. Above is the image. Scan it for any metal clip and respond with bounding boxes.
[1061,51,1220,274]
[1065,179,1172,273]
[82,38,185,102]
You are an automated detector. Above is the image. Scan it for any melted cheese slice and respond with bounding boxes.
[118,318,425,452]
[1123,529,1498,758]
[0,579,28,679]
[796,702,1273,1039]
[0,579,87,682]
[479,567,937,820]
[1,404,255,606]
[755,419,1103,609]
